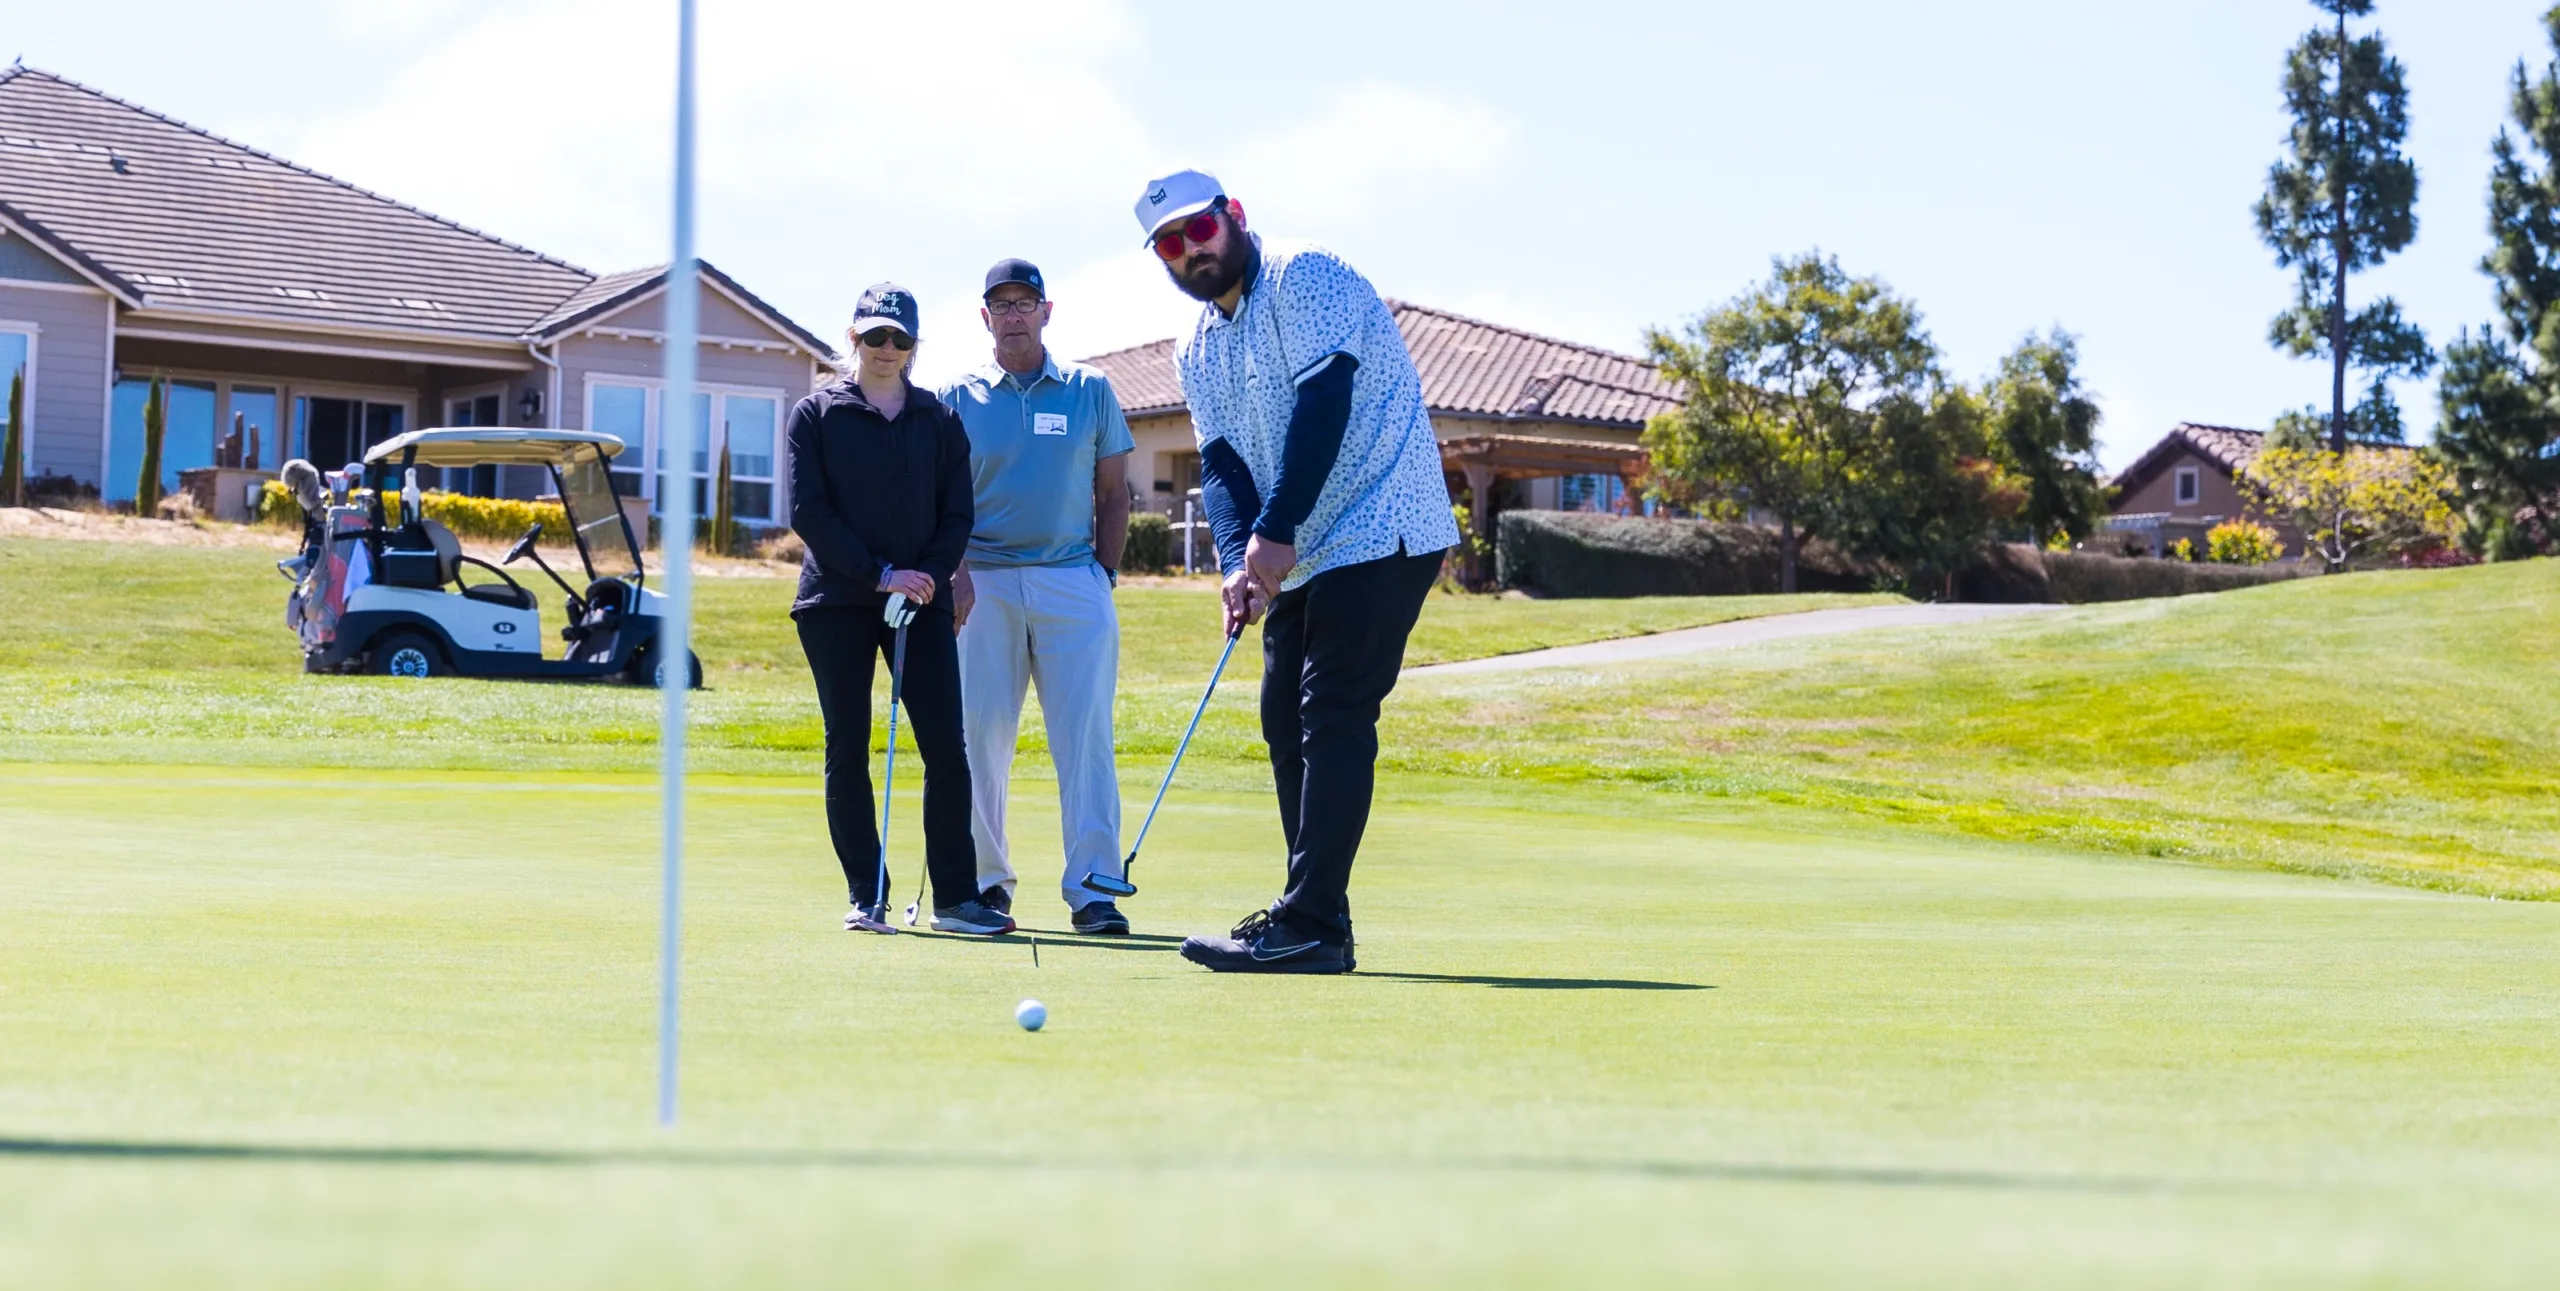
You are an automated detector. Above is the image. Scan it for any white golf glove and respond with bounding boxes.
[883,591,917,630]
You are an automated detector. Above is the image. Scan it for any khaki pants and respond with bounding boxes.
[959,563,1123,910]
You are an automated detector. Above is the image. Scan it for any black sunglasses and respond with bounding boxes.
[857,328,915,351]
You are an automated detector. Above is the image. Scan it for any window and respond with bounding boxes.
[590,382,650,502]
[107,377,216,502]
[724,395,778,521]
[442,392,504,495]
[0,328,29,483]
[230,387,278,471]
[587,379,786,525]
[2174,466,2201,506]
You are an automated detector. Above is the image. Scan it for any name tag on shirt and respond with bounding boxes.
[1032,412,1068,437]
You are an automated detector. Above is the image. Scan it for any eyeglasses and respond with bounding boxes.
[857,328,915,351]
[1151,199,1227,262]
[984,298,1046,317]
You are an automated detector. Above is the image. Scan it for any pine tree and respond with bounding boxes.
[135,375,167,515]
[2255,0,2432,452]
[2436,5,2560,558]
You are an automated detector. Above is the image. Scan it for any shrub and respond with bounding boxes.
[257,481,574,546]
[2207,519,2285,565]
[1123,511,1174,573]
[2041,549,2305,603]
[1496,511,1874,597]
[25,472,98,509]
[2169,537,2197,562]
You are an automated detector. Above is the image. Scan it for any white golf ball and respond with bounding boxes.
[1015,999,1047,1032]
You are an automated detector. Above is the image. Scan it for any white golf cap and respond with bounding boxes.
[1134,169,1224,244]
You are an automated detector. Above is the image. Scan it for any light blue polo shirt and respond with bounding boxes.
[937,353,1136,569]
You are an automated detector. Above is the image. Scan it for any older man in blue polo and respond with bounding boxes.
[1134,170,1460,974]
[939,258,1138,936]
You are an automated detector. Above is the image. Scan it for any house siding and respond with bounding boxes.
[0,279,112,483]
[2113,446,2258,522]
[0,229,89,286]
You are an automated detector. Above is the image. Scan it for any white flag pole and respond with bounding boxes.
[657,0,699,1130]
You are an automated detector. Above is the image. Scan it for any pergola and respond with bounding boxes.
[1441,431,1650,582]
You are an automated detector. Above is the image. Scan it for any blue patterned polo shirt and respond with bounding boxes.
[1173,237,1460,590]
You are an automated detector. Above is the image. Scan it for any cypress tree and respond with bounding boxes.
[710,441,734,556]
[1,370,23,507]
[135,375,167,515]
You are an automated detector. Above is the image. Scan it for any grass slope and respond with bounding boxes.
[1373,560,2560,898]
[0,536,1882,773]
[3,766,2557,1287]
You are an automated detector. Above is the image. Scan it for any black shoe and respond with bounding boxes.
[1071,901,1131,936]
[979,885,1013,916]
[1179,908,1352,974]
[930,898,1015,936]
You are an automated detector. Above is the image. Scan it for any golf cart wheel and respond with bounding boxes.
[630,647,704,690]
[368,631,447,679]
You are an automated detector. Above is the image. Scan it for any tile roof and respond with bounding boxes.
[2106,421,2419,497]
[0,66,592,340]
[0,65,826,364]
[1082,300,1680,428]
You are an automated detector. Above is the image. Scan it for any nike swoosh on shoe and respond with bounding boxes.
[1248,938,1322,962]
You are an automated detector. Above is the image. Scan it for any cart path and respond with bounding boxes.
[1405,602,2064,677]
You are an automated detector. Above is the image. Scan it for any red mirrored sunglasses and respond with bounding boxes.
[1151,199,1228,262]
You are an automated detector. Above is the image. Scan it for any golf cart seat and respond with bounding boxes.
[460,579,537,611]
[378,519,464,590]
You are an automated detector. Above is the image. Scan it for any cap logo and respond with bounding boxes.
[876,292,902,311]
[1148,187,1167,206]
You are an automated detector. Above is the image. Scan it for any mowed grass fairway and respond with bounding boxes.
[3,536,2559,1286]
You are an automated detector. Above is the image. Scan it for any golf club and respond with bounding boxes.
[1083,625,1240,898]
[869,592,913,927]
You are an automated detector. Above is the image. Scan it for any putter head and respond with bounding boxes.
[1081,858,1138,898]
[883,591,917,630]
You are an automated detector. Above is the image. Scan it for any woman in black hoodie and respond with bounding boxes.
[789,283,1010,936]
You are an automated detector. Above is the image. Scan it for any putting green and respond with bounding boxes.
[4,763,2555,1287]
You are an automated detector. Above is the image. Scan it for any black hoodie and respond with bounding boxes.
[787,378,974,616]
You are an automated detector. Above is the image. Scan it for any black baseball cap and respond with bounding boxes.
[983,258,1045,300]
[851,282,919,337]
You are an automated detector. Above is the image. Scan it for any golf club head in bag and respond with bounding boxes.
[1083,628,1240,898]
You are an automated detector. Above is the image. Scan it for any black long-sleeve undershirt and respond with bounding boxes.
[1198,437,1259,575]
[1250,351,1356,547]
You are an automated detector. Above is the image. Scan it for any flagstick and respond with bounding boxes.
[657,0,699,1130]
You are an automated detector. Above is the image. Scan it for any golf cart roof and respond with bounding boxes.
[365,428,626,469]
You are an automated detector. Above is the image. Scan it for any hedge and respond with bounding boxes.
[257,481,571,545]
[1500,511,2310,603]
[1124,511,1174,573]
[1496,511,1875,597]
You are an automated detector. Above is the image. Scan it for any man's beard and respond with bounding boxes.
[1165,232,1253,303]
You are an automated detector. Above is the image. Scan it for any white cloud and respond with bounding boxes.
[263,1,1514,378]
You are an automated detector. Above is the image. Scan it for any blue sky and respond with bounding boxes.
[11,0,2552,468]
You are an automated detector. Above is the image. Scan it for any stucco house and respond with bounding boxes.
[2104,422,2299,556]
[1080,302,1680,565]
[0,66,833,526]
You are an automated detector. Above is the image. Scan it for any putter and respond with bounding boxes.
[1084,626,1241,898]
[869,592,915,926]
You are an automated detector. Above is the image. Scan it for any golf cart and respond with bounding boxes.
[283,427,700,686]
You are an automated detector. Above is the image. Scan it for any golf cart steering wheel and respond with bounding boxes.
[502,522,545,566]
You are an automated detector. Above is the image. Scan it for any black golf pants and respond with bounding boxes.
[797,603,979,910]
[1260,544,1446,938]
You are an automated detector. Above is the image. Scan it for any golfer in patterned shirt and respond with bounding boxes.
[1134,168,1460,974]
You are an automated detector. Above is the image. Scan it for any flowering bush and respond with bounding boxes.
[2240,446,2460,573]
[2206,519,2285,565]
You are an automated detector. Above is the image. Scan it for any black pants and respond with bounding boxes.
[797,603,979,909]
[1260,545,1445,937]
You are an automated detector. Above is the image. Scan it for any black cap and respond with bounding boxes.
[983,258,1045,300]
[851,282,919,337]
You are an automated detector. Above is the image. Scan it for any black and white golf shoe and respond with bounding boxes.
[1071,901,1131,936]
[930,898,1016,936]
[1179,908,1352,974]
